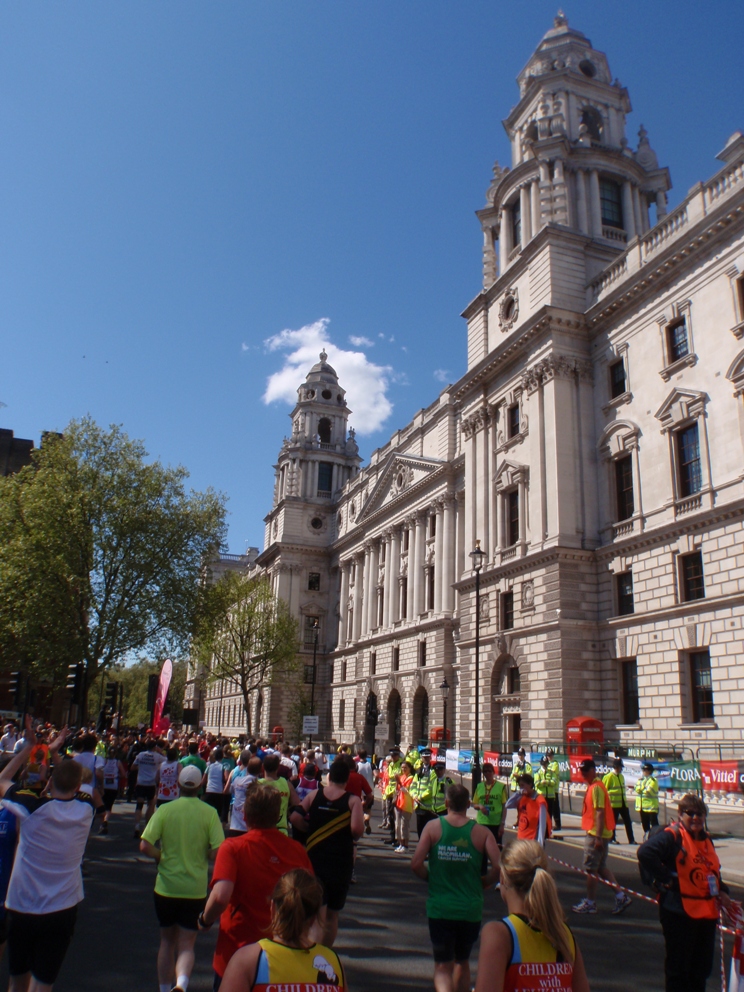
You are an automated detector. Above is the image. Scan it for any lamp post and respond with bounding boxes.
[439,675,450,758]
[309,619,319,749]
[469,539,486,794]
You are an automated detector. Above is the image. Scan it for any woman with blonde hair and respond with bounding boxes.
[219,868,345,991]
[475,840,589,992]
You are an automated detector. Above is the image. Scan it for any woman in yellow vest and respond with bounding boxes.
[474,840,589,992]
[634,762,660,839]
[220,868,345,992]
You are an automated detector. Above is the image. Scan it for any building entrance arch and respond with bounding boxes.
[387,689,402,747]
[363,692,378,751]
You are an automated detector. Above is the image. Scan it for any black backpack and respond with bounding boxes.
[637,821,684,890]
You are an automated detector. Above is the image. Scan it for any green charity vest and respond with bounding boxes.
[426,819,483,923]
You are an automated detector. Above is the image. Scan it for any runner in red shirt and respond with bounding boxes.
[197,784,313,988]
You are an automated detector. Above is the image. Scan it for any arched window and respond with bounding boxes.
[318,418,332,444]
[412,687,429,744]
[388,690,402,745]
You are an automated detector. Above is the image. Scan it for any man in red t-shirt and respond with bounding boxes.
[198,784,313,986]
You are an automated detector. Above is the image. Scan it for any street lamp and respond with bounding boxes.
[309,619,319,749]
[439,675,450,757]
[469,539,486,794]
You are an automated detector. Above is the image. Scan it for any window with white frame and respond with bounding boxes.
[658,302,697,380]
[495,461,528,552]
[655,389,711,511]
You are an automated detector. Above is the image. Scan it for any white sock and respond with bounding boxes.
[160,985,170,992]
[177,975,189,990]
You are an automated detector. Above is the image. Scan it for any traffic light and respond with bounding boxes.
[8,672,23,709]
[104,682,118,710]
[66,663,84,705]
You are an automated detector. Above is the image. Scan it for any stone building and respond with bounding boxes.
[205,14,744,751]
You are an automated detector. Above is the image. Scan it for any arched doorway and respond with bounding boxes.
[363,692,378,751]
[412,686,429,746]
[387,689,402,747]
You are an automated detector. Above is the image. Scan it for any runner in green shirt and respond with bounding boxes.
[140,764,224,992]
[411,783,500,992]
[260,754,301,834]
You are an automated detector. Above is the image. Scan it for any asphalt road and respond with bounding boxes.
[0,802,736,991]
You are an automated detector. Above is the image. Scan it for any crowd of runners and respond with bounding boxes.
[0,718,736,992]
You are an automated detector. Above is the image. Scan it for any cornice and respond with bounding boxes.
[454,544,596,593]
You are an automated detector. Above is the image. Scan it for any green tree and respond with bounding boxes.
[0,417,227,718]
[87,657,188,728]
[196,572,299,736]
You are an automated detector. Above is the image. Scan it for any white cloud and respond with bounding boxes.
[349,335,374,348]
[241,342,250,352]
[433,368,450,383]
[263,318,394,435]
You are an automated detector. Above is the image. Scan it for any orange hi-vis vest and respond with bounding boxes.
[674,824,722,920]
[581,780,615,834]
[517,793,551,841]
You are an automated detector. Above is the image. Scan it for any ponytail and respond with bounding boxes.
[269,869,323,946]
[500,840,574,964]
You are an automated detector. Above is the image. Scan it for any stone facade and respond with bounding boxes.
[204,15,744,751]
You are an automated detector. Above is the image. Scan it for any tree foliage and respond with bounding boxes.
[0,417,227,714]
[87,657,188,728]
[195,572,299,736]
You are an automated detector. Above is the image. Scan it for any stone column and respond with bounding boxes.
[576,169,589,235]
[405,521,415,620]
[413,512,427,618]
[589,169,603,237]
[360,545,371,637]
[352,554,363,642]
[499,206,512,269]
[538,161,551,227]
[622,181,636,239]
[518,475,527,546]
[520,185,531,248]
[632,186,642,235]
[339,562,350,645]
[367,541,379,632]
[442,494,456,613]
[656,190,668,219]
[381,533,391,628]
[530,180,541,235]
[388,529,400,624]
[433,501,444,613]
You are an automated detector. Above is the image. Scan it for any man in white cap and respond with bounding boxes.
[140,764,224,992]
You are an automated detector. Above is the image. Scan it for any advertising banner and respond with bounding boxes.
[151,659,172,735]
[445,748,460,772]
[483,751,500,769]
[665,759,702,791]
[700,760,743,794]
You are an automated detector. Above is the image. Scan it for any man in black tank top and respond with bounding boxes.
[290,758,364,947]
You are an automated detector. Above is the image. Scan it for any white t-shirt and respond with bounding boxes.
[356,760,375,789]
[229,770,255,833]
[102,759,120,791]
[2,784,96,913]
[0,734,17,753]
[73,752,104,795]
[157,761,180,802]
[133,750,166,786]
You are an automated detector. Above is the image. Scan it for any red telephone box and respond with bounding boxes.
[271,725,284,743]
[566,716,604,755]
[430,727,452,745]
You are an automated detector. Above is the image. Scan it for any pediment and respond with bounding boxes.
[655,388,707,428]
[494,458,528,491]
[358,452,443,520]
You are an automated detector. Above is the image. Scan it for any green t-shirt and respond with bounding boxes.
[141,795,223,898]
[259,777,291,834]
[473,779,507,825]
[426,819,483,922]
[179,754,207,774]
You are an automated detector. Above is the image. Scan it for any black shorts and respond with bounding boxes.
[153,892,205,930]
[8,905,78,984]
[316,872,351,912]
[428,917,481,963]
[135,784,157,804]
[102,788,118,812]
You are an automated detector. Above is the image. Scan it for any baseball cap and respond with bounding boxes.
[178,765,203,788]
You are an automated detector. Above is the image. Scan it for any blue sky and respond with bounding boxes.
[1,2,742,551]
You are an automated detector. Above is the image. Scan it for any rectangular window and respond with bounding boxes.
[610,358,626,398]
[502,590,514,630]
[676,424,702,497]
[377,589,384,628]
[681,551,705,601]
[738,276,744,319]
[614,456,634,521]
[304,665,314,685]
[402,529,409,552]
[303,616,320,646]
[690,650,714,722]
[616,572,634,616]
[370,651,376,676]
[308,572,320,591]
[429,514,436,538]
[393,647,400,672]
[512,197,521,246]
[507,490,519,546]
[507,404,520,439]
[400,577,408,619]
[341,660,347,682]
[507,666,520,694]
[317,462,333,494]
[339,698,345,729]
[427,567,435,611]
[419,641,427,667]
[666,319,689,363]
[620,660,639,724]
[600,179,623,229]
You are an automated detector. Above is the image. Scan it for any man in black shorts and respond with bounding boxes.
[0,721,99,991]
[290,757,364,947]
[132,738,165,838]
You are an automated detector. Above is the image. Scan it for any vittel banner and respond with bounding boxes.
[700,760,744,794]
